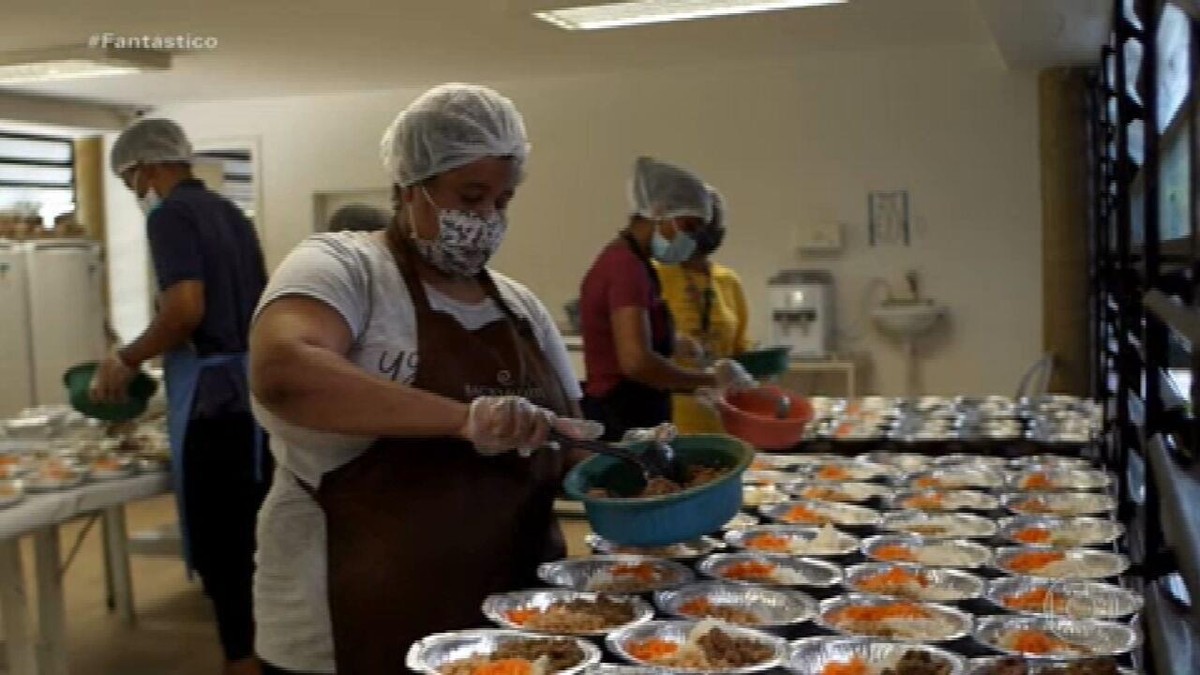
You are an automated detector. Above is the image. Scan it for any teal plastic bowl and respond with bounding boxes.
[64,362,159,423]
[563,434,753,547]
[733,347,792,379]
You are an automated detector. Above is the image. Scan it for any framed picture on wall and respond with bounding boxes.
[194,136,263,228]
[868,189,910,246]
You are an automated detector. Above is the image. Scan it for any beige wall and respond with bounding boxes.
[107,45,1043,395]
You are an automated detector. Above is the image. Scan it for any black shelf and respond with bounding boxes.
[1147,434,1200,600]
[1146,290,1200,346]
[1091,2,1200,669]
[1145,579,1200,674]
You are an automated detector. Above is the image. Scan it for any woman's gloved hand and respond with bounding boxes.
[462,396,557,455]
[712,359,756,392]
[621,423,678,445]
[553,418,605,442]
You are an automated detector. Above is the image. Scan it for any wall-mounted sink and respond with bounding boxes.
[871,302,948,340]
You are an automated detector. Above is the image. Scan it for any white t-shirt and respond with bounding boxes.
[252,231,581,673]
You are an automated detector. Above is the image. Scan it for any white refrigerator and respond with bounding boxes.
[0,240,107,415]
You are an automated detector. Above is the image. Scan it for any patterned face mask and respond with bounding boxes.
[408,186,507,277]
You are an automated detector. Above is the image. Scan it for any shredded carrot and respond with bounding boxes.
[1017,498,1052,514]
[817,465,851,481]
[856,567,928,593]
[679,598,714,617]
[828,602,931,623]
[721,560,779,582]
[873,544,916,562]
[804,486,849,502]
[904,493,945,510]
[746,534,792,553]
[1021,472,1056,490]
[472,659,535,675]
[913,476,943,490]
[821,657,870,675]
[41,466,72,480]
[782,505,829,525]
[1012,528,1053,545]
[1003,587,1067,613]
[611,563,659,582]
[503,608,539,625]
[1009,629,1071,655]
[1006,550,1066,573]
[628,639,679,662]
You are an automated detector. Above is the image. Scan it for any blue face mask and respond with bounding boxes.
[650,221,697,264]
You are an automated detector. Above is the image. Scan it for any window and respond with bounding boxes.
[1125,38,1144,104]
[1129,118,1146,166]
[194,149,256,221]
[1124,0,1144,31]
[1156,3,1191,132]
[0,132,75,227]
[1159,121,1190,241]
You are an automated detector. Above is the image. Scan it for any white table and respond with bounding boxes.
[0,471,171,675]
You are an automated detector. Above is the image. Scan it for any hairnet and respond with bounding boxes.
[328,204,391,233]
[110,118,193,175]
[381,83,530,188]
[628,156,712,222]
[693,186,726,256]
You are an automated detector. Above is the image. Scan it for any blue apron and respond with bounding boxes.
[163,347,264,570]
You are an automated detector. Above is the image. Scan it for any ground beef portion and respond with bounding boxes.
[695,628,774,668]
[492,638,585,672]
[591,465,730,498]
[883,650,954,675]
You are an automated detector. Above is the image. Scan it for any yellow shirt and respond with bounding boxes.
[656,261,751,433]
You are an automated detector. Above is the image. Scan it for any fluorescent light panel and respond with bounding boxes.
[0,46,169,85]
[535,0,847,31]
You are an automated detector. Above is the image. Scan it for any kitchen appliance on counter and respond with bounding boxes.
[768,269,834,359]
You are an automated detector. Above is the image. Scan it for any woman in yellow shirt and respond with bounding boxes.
[656,189,751,433]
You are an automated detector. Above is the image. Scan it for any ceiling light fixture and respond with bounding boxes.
[0,46,170,86]
[534,0,847,31]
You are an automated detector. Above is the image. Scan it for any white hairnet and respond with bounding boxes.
[381,83,530,188]
[707,186,724,228]
[628,156,712,222]
[109,118,193,175]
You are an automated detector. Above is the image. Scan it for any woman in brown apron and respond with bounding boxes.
[250,84,598,675]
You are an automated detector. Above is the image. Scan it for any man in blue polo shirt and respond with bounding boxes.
[94,118,272,675]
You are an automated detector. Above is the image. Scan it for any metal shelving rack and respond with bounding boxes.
[1092,2,1200,673]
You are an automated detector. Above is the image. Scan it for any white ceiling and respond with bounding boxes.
[973,0,1112,69]
[0,0,1109,109]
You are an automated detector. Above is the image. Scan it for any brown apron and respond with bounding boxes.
[314,236,572,674]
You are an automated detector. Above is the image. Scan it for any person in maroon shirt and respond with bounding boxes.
[579,157,753,440]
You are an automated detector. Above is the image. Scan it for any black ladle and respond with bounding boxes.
[549,429,686,485]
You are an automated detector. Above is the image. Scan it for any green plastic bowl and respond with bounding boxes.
[563,434,753,547]
[63,362,159,423]
[733,346,792,379]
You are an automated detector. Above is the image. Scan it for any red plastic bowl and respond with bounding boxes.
[717,385,813,450]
